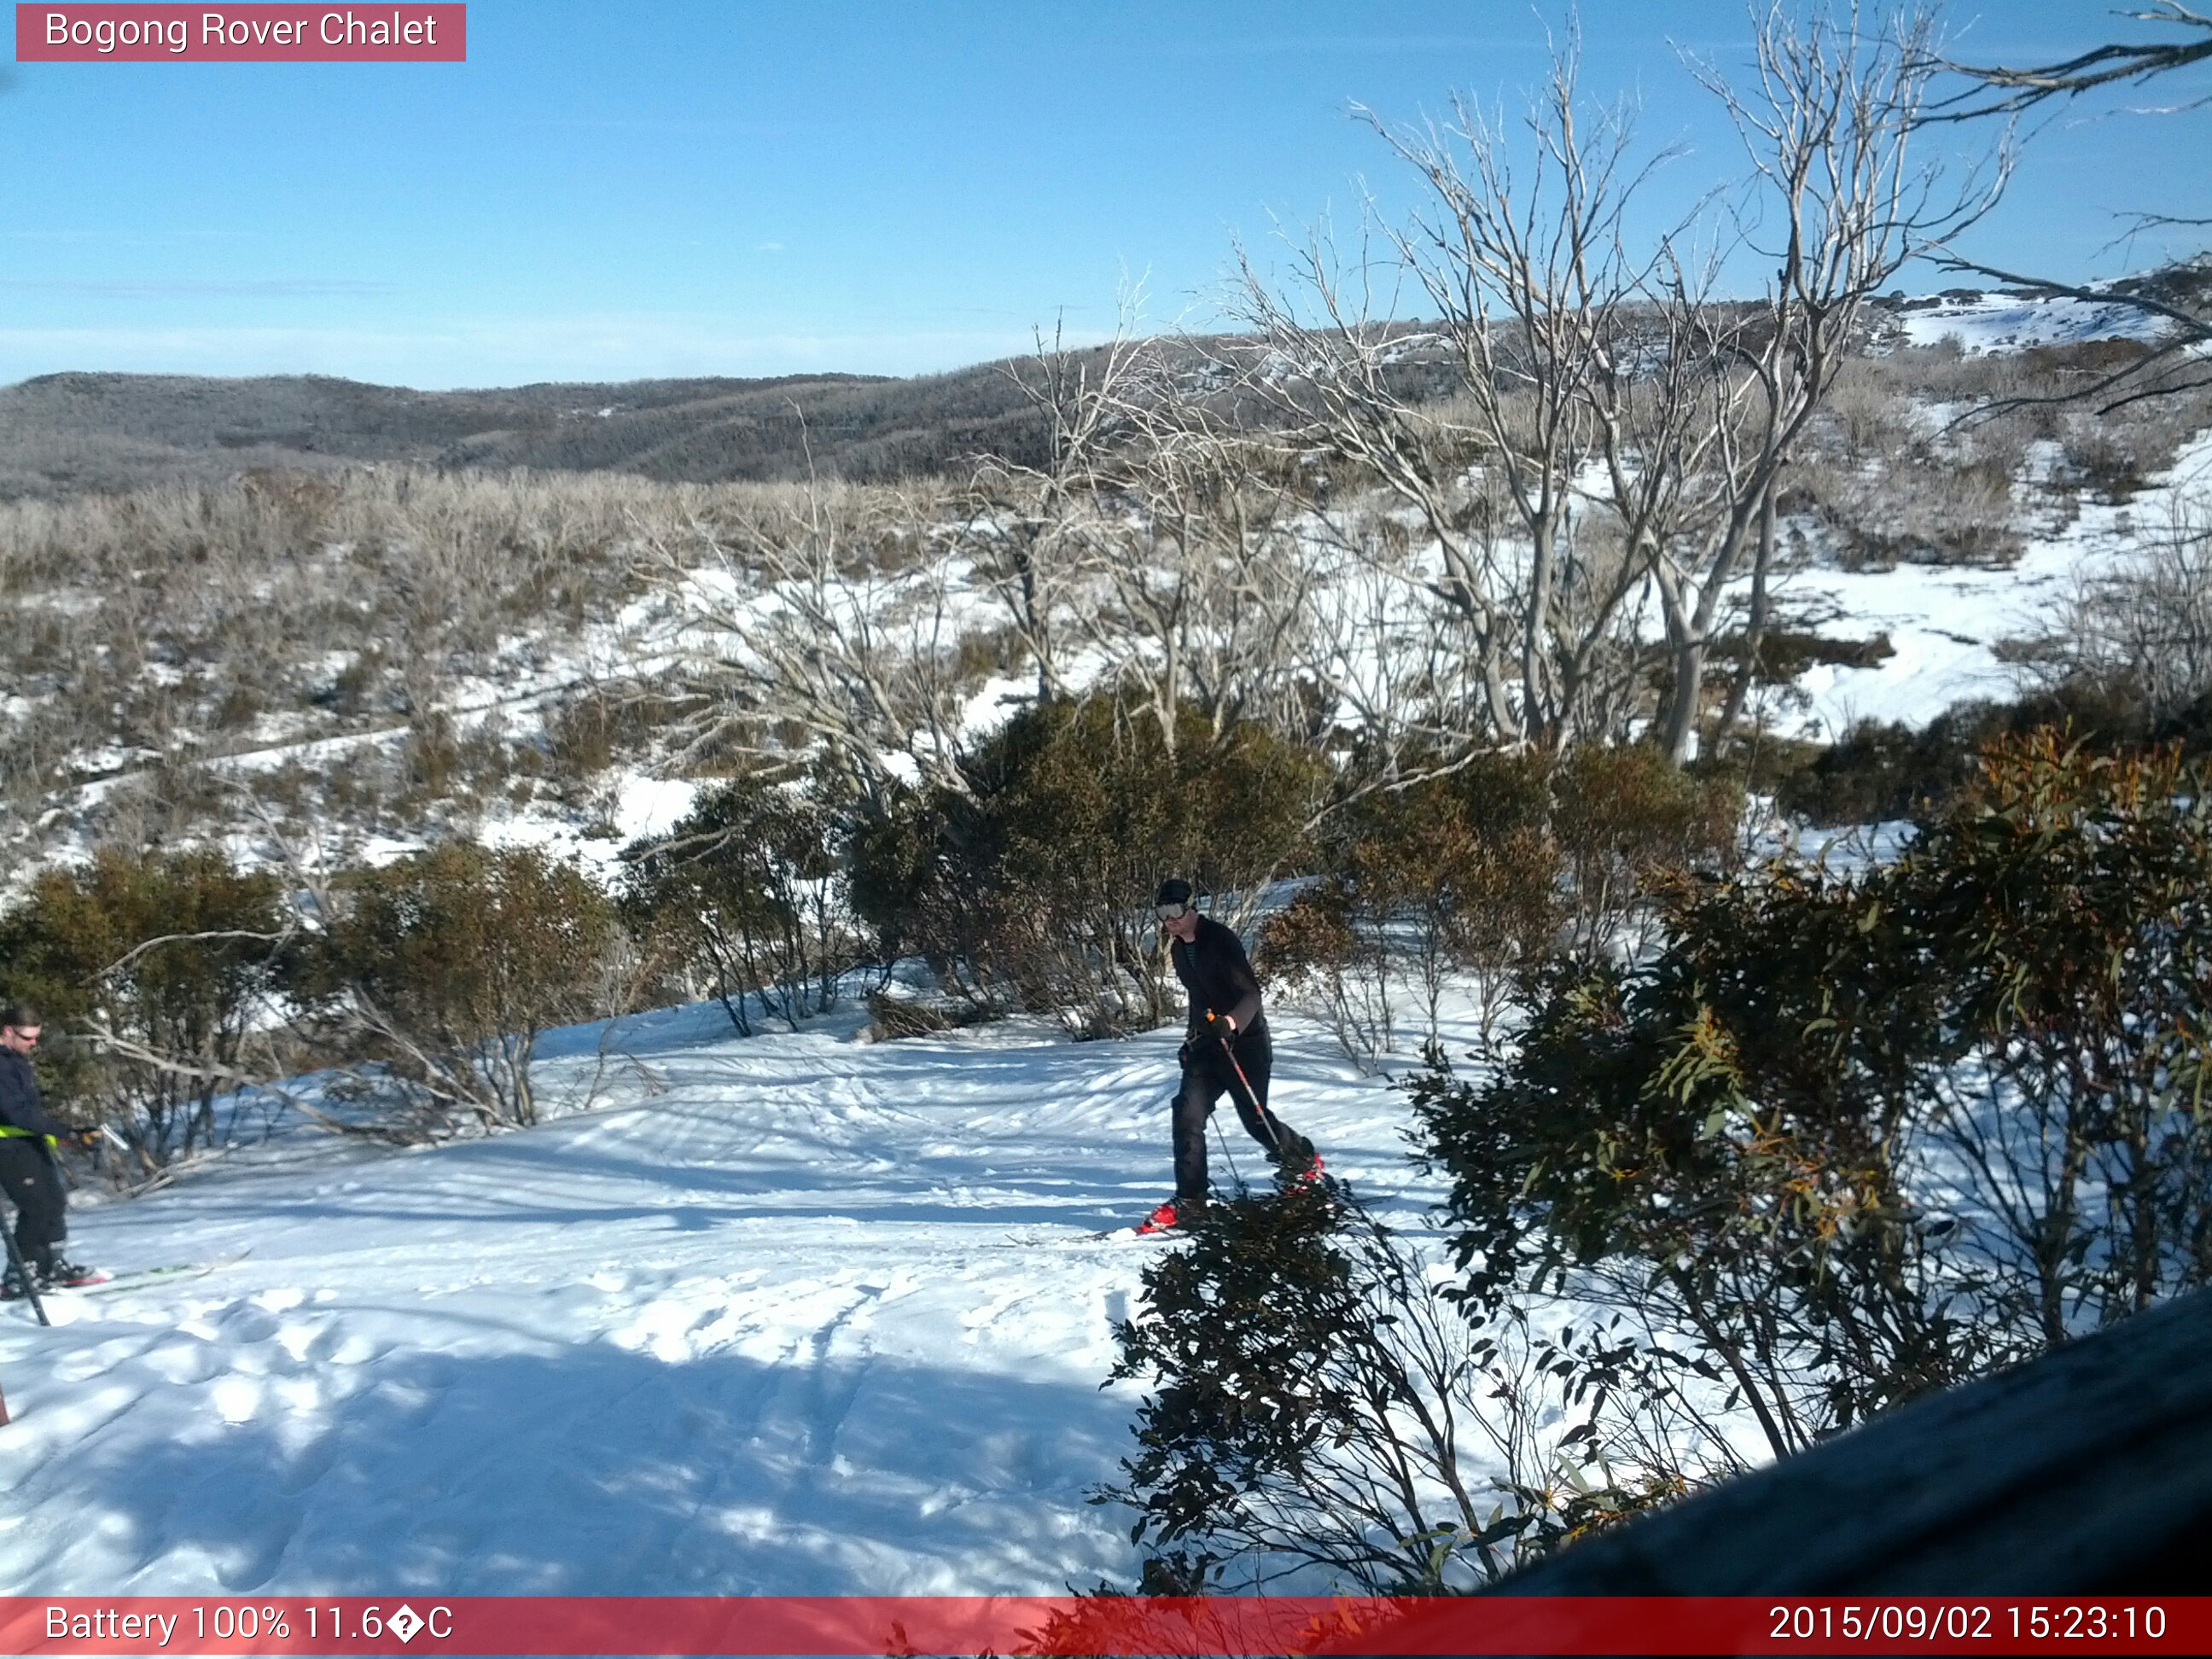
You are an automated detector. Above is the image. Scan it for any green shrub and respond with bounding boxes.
[1103,1179,1693,1594]
[622,776,852,1034]
[0,847,288,1173]
[1413,730,2212,1475]
[297,841,618,1129]
[1777,684,2212,827]
[846,698,1325,1034]
[1262,762,1563,1062]
[1547,743,1742,954]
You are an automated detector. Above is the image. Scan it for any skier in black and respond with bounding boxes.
[0,1003,102,1298]
[1140,880,1319,1233]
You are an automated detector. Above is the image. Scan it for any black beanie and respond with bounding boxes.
[1155,878,1193,907]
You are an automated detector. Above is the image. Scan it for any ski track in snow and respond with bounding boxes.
[0,1002,1442,1595]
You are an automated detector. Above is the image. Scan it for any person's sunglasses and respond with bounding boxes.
[1155,901,1192,921]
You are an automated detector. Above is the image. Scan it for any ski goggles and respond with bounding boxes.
[1155,900,1193,921]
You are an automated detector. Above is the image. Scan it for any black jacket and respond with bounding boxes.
[0,1049,64,1142]
[1170,915,1266,1044]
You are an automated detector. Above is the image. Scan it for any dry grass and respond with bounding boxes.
[0,465,945,855]
[1779,342,2212,569]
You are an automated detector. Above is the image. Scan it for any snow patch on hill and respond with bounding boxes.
[1897,292,2172,354]
[1786,429,2212,737]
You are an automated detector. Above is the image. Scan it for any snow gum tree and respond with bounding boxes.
[1648,2,2011,760]
[634,476,977,817]
[1229,36,1669,759]
[1228,4,2006,764]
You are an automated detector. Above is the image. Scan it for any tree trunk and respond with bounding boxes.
[1661,637,1708,765]
[1713,482,1778,747]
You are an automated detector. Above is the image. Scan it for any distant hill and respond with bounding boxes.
[0,360,1093,498]
[9,271,2192,501]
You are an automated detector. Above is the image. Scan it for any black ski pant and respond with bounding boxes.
[1172,1022,1313,1204]
[0,1138,67,1274]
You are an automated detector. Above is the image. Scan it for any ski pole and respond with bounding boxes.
[1208,1014,1284,1155]
[1,1223,49,1329]
[1208,1103,1244,1190]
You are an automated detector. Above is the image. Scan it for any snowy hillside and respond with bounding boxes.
[5,281,2211,1600]
[4,281,2207,890]
[0,1001,1426,1595]
[1789,429,2212,736]
[1895,289,2177,354]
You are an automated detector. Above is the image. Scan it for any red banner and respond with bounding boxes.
[0,1596,2203,1656]
[15,4,464,61]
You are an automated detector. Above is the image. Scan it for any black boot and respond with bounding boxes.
[38,1254,104,1289]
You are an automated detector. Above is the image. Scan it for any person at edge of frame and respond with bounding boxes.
[0,1002,103,1297]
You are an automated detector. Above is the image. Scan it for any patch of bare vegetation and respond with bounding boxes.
[0,466,955,860]
[1781,339,2212,570]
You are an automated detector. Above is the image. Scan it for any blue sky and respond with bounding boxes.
[2,1,2207,388]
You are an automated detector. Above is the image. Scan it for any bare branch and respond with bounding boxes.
[1929,2,2212,121]
[96,927,294,981]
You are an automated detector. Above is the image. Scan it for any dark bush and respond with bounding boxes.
[1262,760,1563,1060]
[1413,731,2212,1476]
[1776,684,2212,826]
[622,776,852,1035]
[1103,1178,1697,1593]
[1550,743,1742,952]
[1707,628,1895,684]
[846,698,1325,1034]
[1775,712,1983,825]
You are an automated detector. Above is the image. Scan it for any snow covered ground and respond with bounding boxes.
[0,1000,1436,1596]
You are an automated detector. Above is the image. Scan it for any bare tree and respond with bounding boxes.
[958,317,1333,764]
[1074,351,1323,756]
[1239,8,2003,766]
[1639,3,2010,760]
[1227,35,1681,763]
[632,471,977,817]
[961,315,1147,707]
